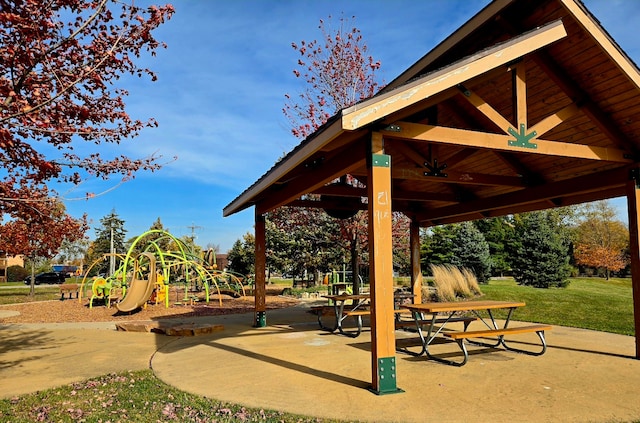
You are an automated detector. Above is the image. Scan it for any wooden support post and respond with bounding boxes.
[368,132,402,394]
[410,219,422,304]
[513,62,527,128]
[626,174,640,358]
[254,210,267,327]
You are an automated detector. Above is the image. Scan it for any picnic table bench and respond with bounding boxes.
[402,301,552,366]
[59,283,80,300]
[312,296,478,339]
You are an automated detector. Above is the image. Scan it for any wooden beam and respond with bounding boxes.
[424,185,627,226]
[312,184,367,197]
[532,50,638,155]
[342,20,567,130]
[560,0,640,90]
[494,152,545,184]
[255,140,367,215]
[223,118,344,217]
[513,62,527,128]
[458,84,513,130]
[382,121,633,163]
[254,212,267,327]
[394,167,526,187]
[389,139,477,169]
[528,102,580,138]
[413,165,630,223]
[368,132,400,395]
[626,175,640,358]
[481,186,626,220]
[287,199,367,211]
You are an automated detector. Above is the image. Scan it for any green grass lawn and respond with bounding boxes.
[480,277,635,336]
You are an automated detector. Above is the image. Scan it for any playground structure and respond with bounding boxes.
[80,230,250,312]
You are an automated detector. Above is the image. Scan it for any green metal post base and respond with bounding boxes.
[368,357,404,395]
[254,311,266,327]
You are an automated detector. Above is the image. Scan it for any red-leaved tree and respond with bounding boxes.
[283,15,381,139]
[0,198,87,294]
[0,0,174,226]
[277,16,408,290]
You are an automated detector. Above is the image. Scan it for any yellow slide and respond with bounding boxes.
[116,252,157,313]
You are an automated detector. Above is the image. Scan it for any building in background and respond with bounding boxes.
[0,253,24,283]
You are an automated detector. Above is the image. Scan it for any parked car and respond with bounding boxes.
[24,272,66,285]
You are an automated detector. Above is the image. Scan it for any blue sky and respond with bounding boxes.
[58,0,640,252]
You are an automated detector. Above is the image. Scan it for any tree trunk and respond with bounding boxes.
[29,262,35,297]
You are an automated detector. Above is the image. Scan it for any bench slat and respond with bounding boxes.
[343,310,370,316]
[443,324,552,340]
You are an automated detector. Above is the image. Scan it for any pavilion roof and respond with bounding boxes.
[223,0,640,227]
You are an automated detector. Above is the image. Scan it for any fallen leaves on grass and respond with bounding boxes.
[1,370,330,422]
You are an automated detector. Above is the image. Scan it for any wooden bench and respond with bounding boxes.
[395,316,477,330]
[342,310,370,317]
[59,283,80,300]
[442,324,552,365]
[443,324,552,341]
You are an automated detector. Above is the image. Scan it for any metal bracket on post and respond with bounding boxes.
[254,311,266,328]
[369,357,404,395]
[371,154,390,168]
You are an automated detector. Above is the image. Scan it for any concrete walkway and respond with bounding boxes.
[2,303,640,422]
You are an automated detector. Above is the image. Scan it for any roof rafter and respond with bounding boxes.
[413,165,632,224]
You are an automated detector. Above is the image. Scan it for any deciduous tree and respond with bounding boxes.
[574,200,629,279]
[0,0,174,224]
[279,17,385,288]
[0,200,86,294]
[283,14,381,138]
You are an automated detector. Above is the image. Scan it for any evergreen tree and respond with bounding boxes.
[227,233,255,277]
[86,209,127,276]
[421,225,456,271]
[421,223,491,283]
[510,211,571,288]
[474,217,514,277]
[450,222,492,283]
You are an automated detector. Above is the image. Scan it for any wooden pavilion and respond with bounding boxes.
[223,0,640,394]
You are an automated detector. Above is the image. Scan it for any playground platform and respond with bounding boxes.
[1,302,640,422]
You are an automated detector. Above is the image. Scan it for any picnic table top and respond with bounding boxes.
[403,300,526,313]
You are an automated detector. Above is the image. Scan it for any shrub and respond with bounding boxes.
[461,267,482,296]
[430,264,483,301]
[7,265,28,282]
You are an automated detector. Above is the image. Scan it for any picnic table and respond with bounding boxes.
[313,292,423,337]
[319,293,371,337]
[401,300,552,366]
